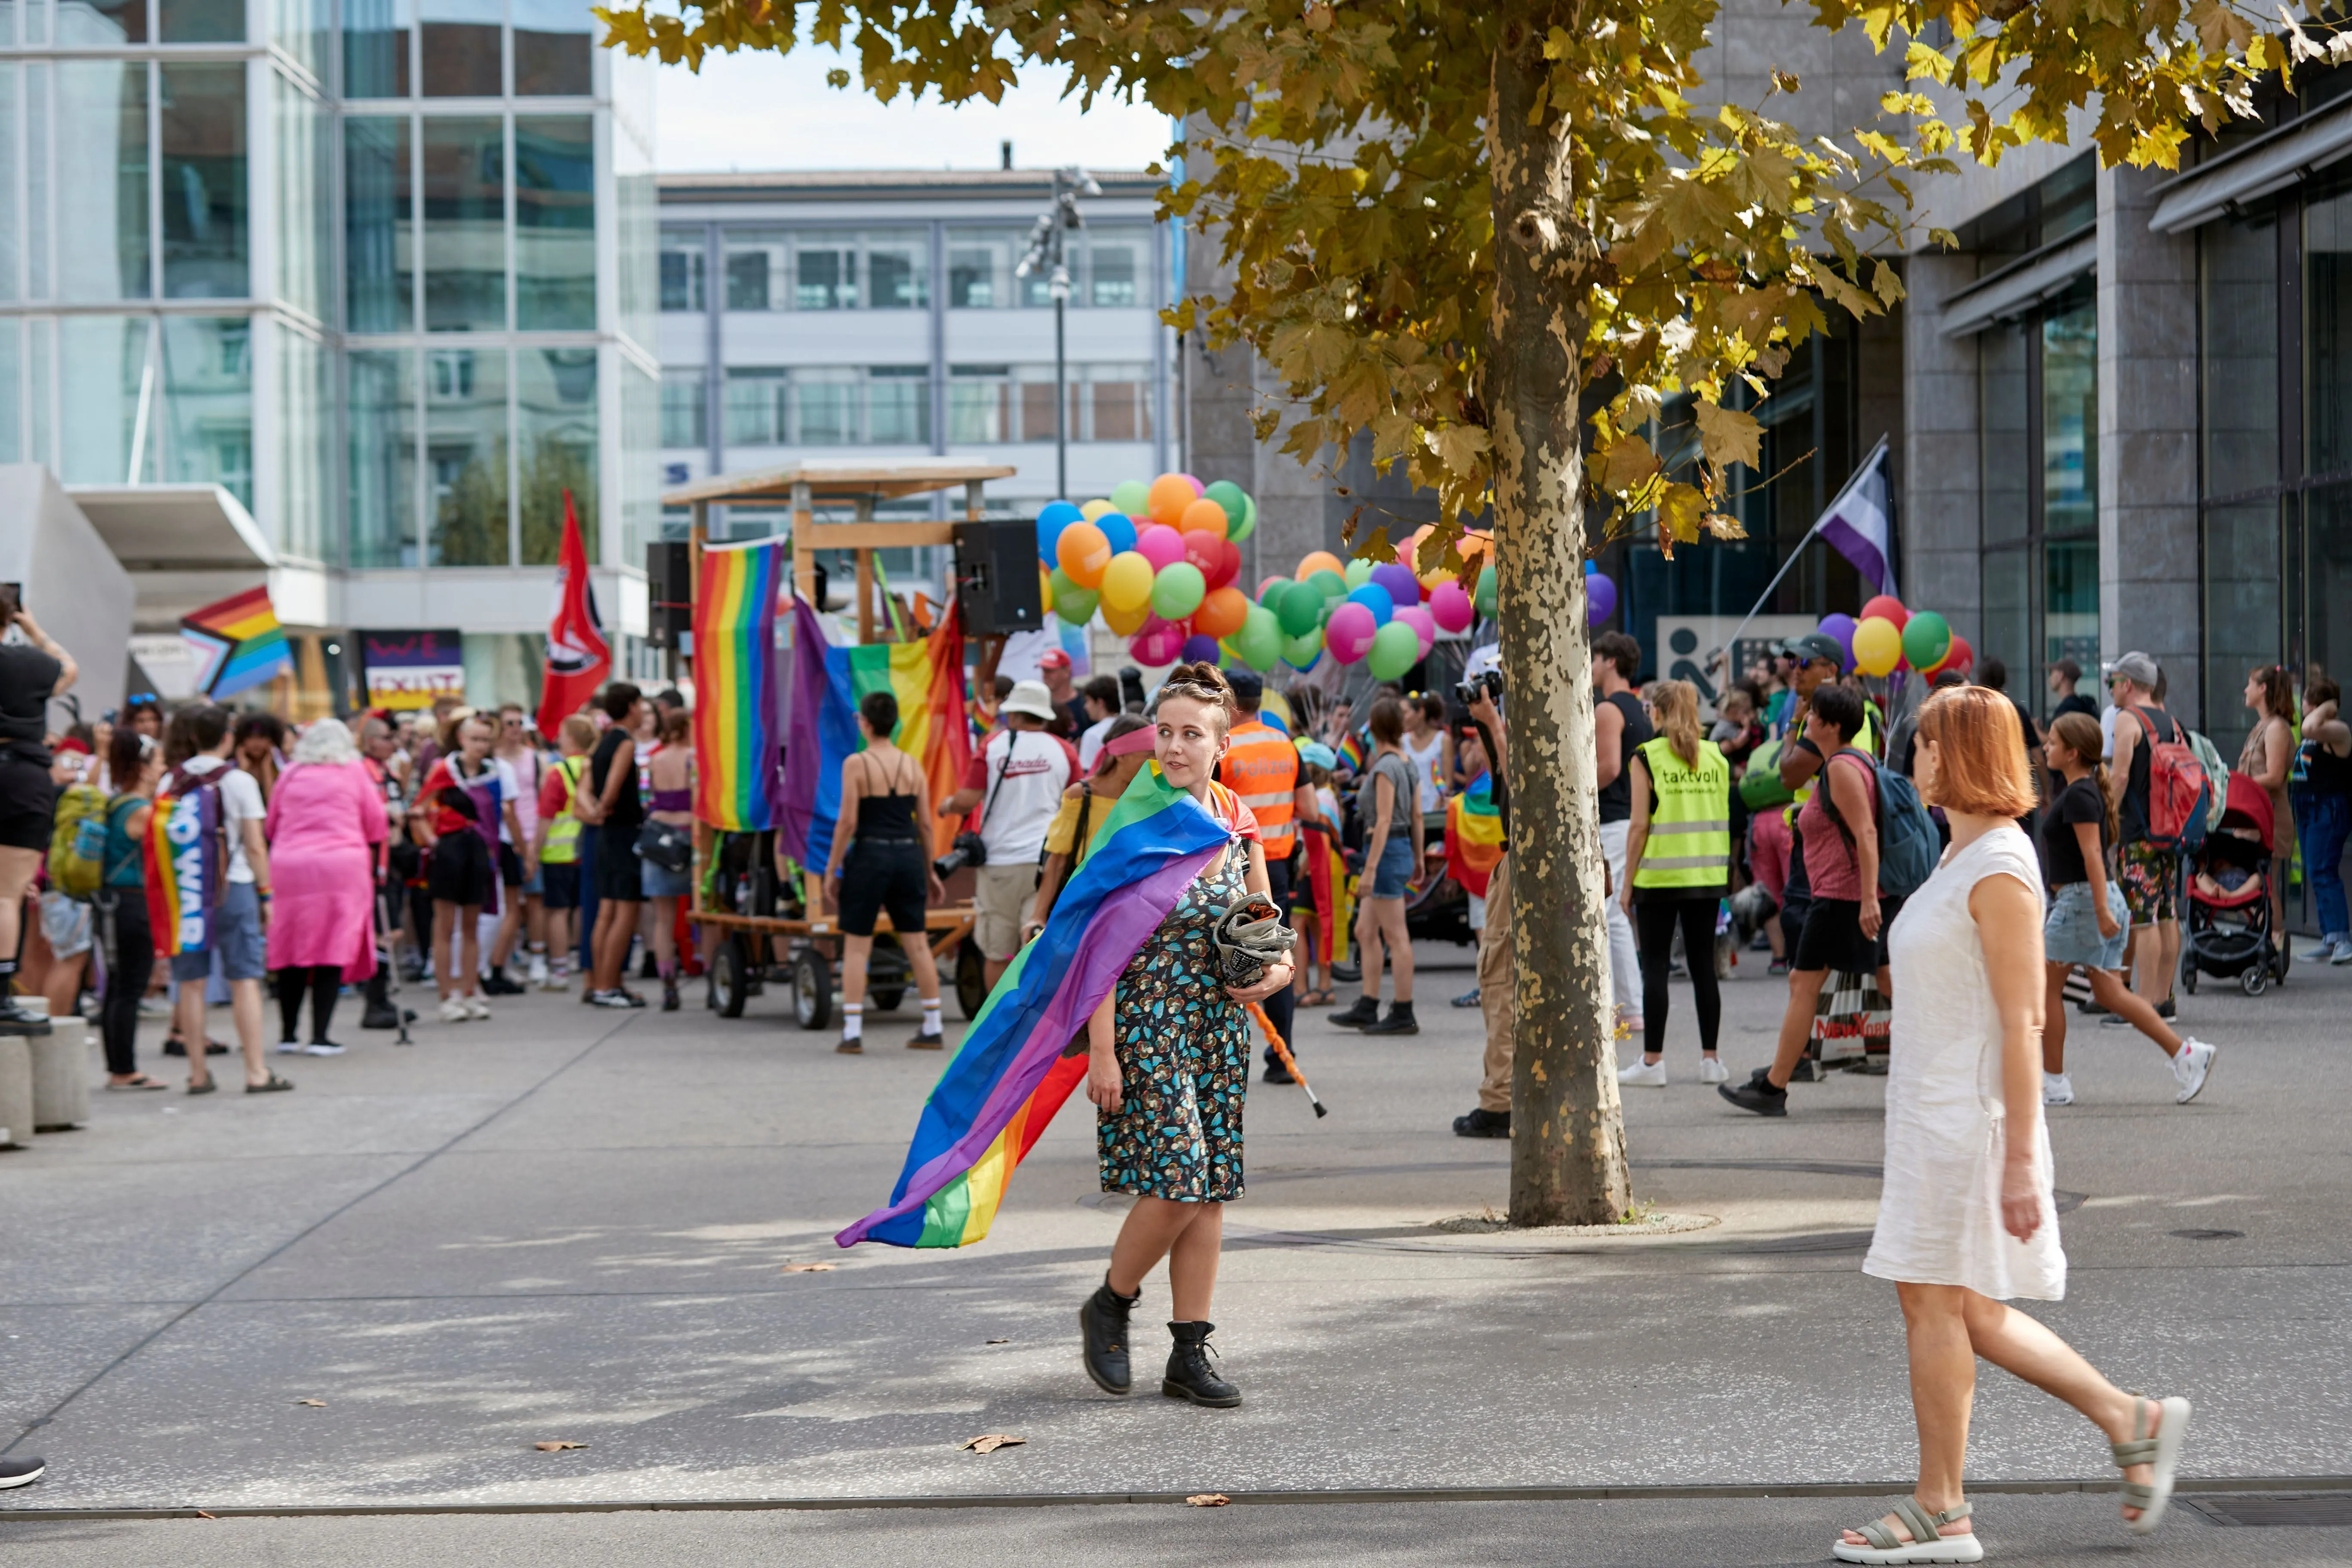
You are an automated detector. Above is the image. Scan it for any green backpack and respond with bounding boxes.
[1738,736,1796,810]
[47,781,110,900]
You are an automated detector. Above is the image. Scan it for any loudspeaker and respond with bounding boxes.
[645,540,691,649]
[954,521,1045,637]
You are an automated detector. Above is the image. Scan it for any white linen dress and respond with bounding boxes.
[1862,824,2067,1301]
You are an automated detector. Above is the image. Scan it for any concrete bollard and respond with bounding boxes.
[30,1028,90,1131]
[0,1036,33,1150]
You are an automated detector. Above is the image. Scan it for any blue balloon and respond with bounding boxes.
[1035,500,1084,562]
[1345,583,1395,626]
[1096,509,1137,556]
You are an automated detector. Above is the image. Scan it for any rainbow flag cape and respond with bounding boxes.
[693,539,790,831]
[1301,817,1353,967]
[1444,773,1505,898]
[144,767,224,957]
[792,603,972,870]
[838,764,1231,1250]
[180,586,292,699]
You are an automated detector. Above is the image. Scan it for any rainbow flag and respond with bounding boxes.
[1444,773,1505,898]
[180,586,292,699]
[839,764,1234,1250]
[1337,728,1368,774]
[144,767,223,957]
[693,539,790,832]
[793,604,972,870]
[1300,817,1353,967]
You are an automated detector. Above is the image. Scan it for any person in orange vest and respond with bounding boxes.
[1218,668,1305,1081]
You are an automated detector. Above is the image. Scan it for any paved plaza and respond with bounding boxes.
[2,941,2346,1562]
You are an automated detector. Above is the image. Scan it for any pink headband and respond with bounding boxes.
[1103,726,1158,760]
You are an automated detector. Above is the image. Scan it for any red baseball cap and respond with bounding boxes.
[1038,649,1071,670]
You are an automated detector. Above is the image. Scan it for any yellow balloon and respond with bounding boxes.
[1099,550,1155,616]
[1102,600,1149,637]
[1080,498,1115,522]
[1852,616,1903,677]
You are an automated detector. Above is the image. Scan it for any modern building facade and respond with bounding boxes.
[0,0,658,708]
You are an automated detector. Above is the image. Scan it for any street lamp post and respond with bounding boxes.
[1017,167,1100,503]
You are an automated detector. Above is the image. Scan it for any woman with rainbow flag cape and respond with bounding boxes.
[838,664,1294,1409]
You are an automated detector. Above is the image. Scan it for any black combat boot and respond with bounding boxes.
[1078,1279,1139,1396]
[1327,995,1380,1028]
[1161,1320,1241,1407]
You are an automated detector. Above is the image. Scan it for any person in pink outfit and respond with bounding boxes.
[264,718,389,1055]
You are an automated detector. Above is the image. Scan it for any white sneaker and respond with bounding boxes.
[304,1042,347,1056]
[437,996,469,1024]
[465,995,492,1021]
[2172,1038,2217,1104]
[274,1039,305,1056]
[2042,1071,2076,1106]
[527,952,549,986]
[1617,1059,1668,1088]
[1698,1056,1730,1084]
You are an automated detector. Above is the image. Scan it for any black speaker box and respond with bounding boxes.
[954,521,1045,637]
[645,540,692,648]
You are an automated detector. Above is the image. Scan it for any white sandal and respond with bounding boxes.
[1832,1499,1981,1565]
[2112,1393,2191,1535]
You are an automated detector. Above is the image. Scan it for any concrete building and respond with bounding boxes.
[0,0,659,711]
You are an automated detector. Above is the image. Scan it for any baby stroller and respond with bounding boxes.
[2181,773,2285,996]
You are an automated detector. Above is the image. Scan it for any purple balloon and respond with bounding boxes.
[1586,572,1618,625]
[1818,612,1858,666]
[1181,634,1222,664]
[1369,561,1422,608]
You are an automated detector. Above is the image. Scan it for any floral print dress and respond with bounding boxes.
[1098,838,1252,1203]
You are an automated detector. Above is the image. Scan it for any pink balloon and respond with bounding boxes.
[1178,473,1205,496]
[1134,526,1185,572]
[1395,604,1436,659]
[1326,602,1378,665]
[1428,579,1474,633]
[1129,615,1188,666]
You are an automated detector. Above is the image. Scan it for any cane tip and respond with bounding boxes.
[1312,1102,1329,1118]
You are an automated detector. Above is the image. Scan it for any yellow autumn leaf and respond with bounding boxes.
[1599,432,1663,495]
[1694,401,1764,471]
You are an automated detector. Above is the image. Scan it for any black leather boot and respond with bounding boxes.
[1078,1280,1139,1395]
[1328,995,1380,1028]
[1161,1320,1241,1407]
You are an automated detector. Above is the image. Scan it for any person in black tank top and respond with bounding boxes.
[823,691,947,1052]
[2103,655,2183,1016]
[2292,675,2352,960]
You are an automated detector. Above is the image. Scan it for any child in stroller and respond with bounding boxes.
[2184,773,2286,995]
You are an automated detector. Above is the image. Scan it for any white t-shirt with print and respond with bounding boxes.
[974,727,1075,866]
[181,755,267,884]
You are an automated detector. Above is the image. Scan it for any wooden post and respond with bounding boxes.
[791,476,815,610]
[853,494,876,644]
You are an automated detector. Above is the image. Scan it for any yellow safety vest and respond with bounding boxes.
[1223,718,1299,859]
[1632,737,1731,890]
[541,754,588,864]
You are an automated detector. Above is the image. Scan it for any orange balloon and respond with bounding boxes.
[1296,550,1345,581]
[1055,520,1112,588]
[1193,585,1249,640]
[1179,496,1230,541]
[1456,531,1494,565]
[1102,600,1150,637]
[1148,474,1198,527]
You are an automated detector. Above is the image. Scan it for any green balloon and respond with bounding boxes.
[1236,604,1283,671]
[1203,479,1248,530]
[1344,557,1375,590]
[1306,568,1348,606]
[1366,619,1420,681]
[1901,609,1952,671]
[1055,586,1100,626]
[1282,627,1324,669]
[1109,478,1151,516]
[1474,564,1498,617]
[1151,560,1207,620]
[1047,566,1078,610]
[1230,492,1258,544]
[1274,580,1322,637]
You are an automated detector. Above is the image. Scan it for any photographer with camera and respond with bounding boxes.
[937,680,1075,989]
[1451,647,1516,1137]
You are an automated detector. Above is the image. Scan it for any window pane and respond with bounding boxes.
[2309,484,2352,701]
[947,239,1003,308]
[723,368,784,445]
[867,237,927,309]
[0,320,18,464]
[273,75,328,317]
[512,0,592,95]
[948,365,1008,442]
[24,64,45,299]
[422,115,503,331]
[660,239,704,311]
[158,0,241,42]
[660,369,704,447]
[2202,214,2277,497]
[793,369,854,444]
[349,347,418,568]
[2203,502,2280,763]
[277,329,325,559]
[343,0,411,98]
[55,61,149,302]
[1087,368,1149,441]
[514,115,593,330]
[57,0,146,44]
[868,366,929,445]
[1017,368,1060,443]
[1980,321,2029,543]
[0,67,15,303]
[161,63,248,299]
[419,0,500,97]
[2041,298,2097,535]
[518,347,595,565]
[1981,547,2030,694]
[271,0,328,81]
[795,239,854,309]
[344,116,411,333]
[2309,186,2352,475]
[427,345,508,565]
[56,315,143,484]
[2044,536,2098,692]
[1087,236,1141,307]
[158,315,252,507]
[722,230,775,310]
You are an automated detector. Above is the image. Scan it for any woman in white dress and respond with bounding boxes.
[1835,686,2192,1566]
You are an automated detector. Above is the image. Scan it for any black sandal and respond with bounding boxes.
[245,1074,296,1094]
[105,1075,169,1092]
[187,1079,217,1095]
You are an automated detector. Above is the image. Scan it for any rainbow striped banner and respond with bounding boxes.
[180,585,292,699]
[144,768,223,957]
[838,763,1232,1250]
[693,539,789,832]
[794,605,971,871]
[1444,773,1504,898]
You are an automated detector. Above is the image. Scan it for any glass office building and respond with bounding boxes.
[0,0,658,697]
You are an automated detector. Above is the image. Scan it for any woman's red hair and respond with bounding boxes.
[1915,686,2037,817]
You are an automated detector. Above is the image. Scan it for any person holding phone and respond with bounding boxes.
[0,589,77,1032]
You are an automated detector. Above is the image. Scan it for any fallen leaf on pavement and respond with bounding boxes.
[779,1262,836,1273]
[534,1441,588,1452]
[1186,1494,1232,1508]
[195,1510,217,1520]
[294,1399,326,1407]
[959,1433,1025,1454]
[985,1338,1011,1344]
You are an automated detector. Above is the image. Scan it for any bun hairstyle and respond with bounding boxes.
[1154,662,1237,734]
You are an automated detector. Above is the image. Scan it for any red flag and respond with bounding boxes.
[537,490,609,738]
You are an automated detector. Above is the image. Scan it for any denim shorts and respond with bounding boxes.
[2045,880,2129,971]
[639,857,694,900]
[169,880,266,983]
[1369,836,1416,899]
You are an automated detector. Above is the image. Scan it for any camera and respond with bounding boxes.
[1455,668,1503,708]
[933,830,988,880]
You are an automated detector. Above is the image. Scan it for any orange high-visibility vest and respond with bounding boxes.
[1223,717,1298,859]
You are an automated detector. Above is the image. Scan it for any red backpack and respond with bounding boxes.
[2127,708,2211,852]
